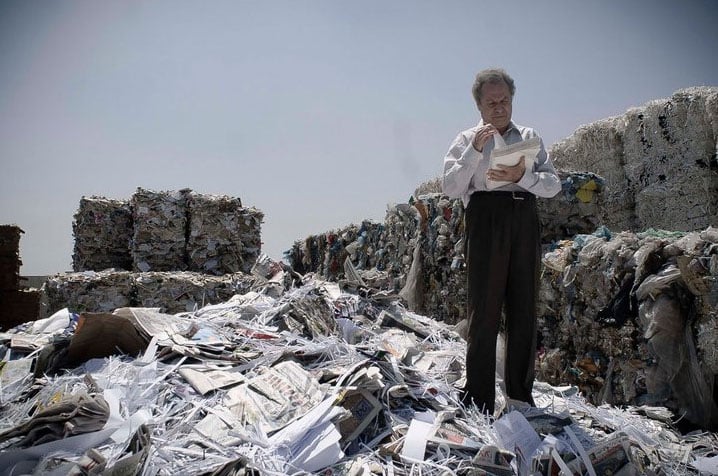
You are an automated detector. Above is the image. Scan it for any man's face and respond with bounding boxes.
[478,81,513,133]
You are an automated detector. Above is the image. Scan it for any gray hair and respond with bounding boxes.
[471,68,516,107]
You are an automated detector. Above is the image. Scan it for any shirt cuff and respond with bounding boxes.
[517,169,538,189]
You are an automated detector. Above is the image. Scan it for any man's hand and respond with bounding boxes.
[487,156,526,183]
[472,124,498,152]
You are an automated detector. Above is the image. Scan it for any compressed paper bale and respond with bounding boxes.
[0,225,22,256]
[133,271,250,314]
[288,219,400,286]
[623,88,716,173]
[131,188,190,272]
[696,316,718,376]
[536,228,718,422]
[40,270,134,317]
[72,197,133,272]
[622,89,718,231]
[380,204,419,286]
[134,272,211,314]
[635,174,714,231]
[187,193,245,275]
[677,231,718,376]
[551,117,626,176]
[0,225,22,291]
[0,256,21,292]
[551,87,718,233]
[550,118,636,231]
[236,207,264,273]
[638,292,718,427]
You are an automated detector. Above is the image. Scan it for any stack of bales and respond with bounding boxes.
[413,194,465,323]
[43,270,135,315]
[0,225,23,291]
[550,86,718,232]
[0,225,40,330]
[43,188,263,318]
[71,188,264,275]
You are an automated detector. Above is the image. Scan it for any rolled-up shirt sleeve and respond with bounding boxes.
[442,131,480,201]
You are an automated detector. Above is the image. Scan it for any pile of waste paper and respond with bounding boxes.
[2,256,716,475]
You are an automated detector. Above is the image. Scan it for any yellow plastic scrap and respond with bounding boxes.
[575,179,597,203]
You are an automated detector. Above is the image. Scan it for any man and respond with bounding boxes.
[442,68,561,414]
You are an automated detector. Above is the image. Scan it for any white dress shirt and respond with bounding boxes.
[442,120,561,206]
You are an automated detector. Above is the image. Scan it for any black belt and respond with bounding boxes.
[473,190,534,200]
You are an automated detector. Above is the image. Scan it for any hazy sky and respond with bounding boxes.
[1,0,716,275]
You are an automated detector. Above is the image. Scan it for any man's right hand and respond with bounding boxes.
[472,124,498,152]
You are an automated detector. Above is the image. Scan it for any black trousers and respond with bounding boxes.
[463,191,540,413]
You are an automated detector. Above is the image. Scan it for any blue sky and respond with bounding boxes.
[1,0,716,275]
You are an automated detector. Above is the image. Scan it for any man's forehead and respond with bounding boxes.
[481,87,511,101]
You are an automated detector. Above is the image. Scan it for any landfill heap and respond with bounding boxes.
[72,187,264,275]
[0,225,40,331]
[1,257,717,475]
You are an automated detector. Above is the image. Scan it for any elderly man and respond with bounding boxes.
[442,68,561,414]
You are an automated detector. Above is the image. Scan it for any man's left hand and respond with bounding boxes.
[487,156,526,183]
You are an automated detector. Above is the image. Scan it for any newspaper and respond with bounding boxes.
[224,361,326,435]
[427,420,481,450]
[565,433,632,475]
